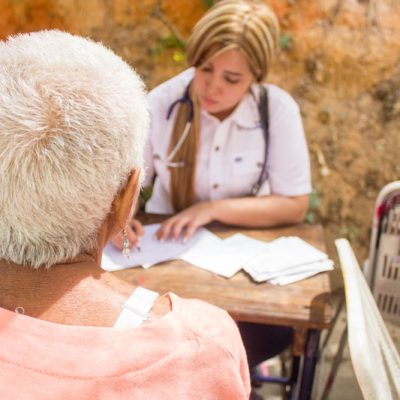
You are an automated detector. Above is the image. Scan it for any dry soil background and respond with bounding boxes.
[1,0,399,285]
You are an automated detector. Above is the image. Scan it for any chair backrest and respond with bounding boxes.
[335,238,400,400]
[364,181,400,326]
[317,182,400,400]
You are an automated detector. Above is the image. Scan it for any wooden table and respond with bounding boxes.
[113,215,334,399]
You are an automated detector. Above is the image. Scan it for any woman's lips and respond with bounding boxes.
[202,96,218,107]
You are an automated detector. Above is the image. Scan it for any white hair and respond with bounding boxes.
[0,30,149,268]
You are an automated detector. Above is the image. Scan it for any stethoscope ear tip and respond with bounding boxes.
[167,161,187,168]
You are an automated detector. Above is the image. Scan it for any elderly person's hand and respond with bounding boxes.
[111,218,144,250]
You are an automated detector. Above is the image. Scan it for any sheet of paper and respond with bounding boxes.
[268,261,334,285]
[102,223,221,272]
[245,259,334,283]
[180,241,244,277]
[245,236,328,275]
[223,233,271,252]
[244,258,334,281]
[179,233,272,277]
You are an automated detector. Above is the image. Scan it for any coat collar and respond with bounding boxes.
[230,84,262,129]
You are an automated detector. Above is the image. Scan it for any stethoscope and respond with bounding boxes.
[160,83,194,169]
[163,82,269,196]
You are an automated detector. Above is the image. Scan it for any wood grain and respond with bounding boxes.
[113,215,334,331]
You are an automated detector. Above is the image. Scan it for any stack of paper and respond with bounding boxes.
[180,233,272,278]
[102,224,334,285]
[180,234,333,283]
[242,236,334,284]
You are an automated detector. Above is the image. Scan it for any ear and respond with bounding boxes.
[92,169,141,263]
[112,168,141,232]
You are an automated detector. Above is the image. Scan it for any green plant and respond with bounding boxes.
[279,32,293,51]
[339,224,359,241]
[202,0,215,8]
[157,35,186,51]
[151,34,186,64]
[305,189,321,224]
[139,185,154,211]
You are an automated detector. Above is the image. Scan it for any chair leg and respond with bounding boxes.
[320,295,345,353]
[318,325,348,400]
[298,330,321,400]
[286,355,300,400]
[250,352,300,399]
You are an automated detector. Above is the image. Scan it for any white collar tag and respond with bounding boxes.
[114,287,159,329]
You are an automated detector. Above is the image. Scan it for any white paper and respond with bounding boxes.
[223,233,271,251]
[180,241,245,277]
[102,226,334,286]
[269,261,334,285]
[179,233,273,277]
[245,236,328,275]
[102,223,221,272]
[252,259,335,284]
[244,258,334,281]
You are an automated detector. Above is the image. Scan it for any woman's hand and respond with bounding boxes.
[156,201,216,242]
[111,218,144,250]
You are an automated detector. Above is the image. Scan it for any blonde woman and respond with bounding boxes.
[117,0,310,246]
[117,0,312,386]
[0,31,250,399]
[148,0,310,239]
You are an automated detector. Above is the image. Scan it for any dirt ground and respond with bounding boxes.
[1,0,399,284]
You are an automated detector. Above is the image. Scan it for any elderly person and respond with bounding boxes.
[0,30,250,399]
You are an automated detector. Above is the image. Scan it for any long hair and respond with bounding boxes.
[169,84,201,212]
[169,0,279,211]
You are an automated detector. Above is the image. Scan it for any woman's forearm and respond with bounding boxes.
[210,194,309,227]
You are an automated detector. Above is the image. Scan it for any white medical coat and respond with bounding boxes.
[144,68,311,214]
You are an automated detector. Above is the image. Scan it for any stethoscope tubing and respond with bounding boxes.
[163,82,269,195]
[167,121,192,164]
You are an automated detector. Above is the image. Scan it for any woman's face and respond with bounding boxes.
[193,49,255,120]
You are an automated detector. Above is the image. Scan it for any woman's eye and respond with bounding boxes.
[200,66,212,73]
[225,77,241,84]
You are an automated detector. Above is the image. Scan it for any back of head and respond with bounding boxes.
[186,0,280,82]
[0,30,148,268]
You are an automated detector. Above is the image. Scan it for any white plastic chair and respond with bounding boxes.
[363,181,400,325]
[335,238,400,399]
[317,181,400,400]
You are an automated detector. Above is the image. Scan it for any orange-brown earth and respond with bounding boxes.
[1,0,399,288]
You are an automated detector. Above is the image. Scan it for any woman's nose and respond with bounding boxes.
[206,74,221,93]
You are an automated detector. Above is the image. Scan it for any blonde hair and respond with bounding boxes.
[0,30,149,268]
[169,0,279,211]
[168,84,201,211]
[187,0,279,82]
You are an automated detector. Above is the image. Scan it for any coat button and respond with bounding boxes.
[215,146,220,152]
[212,183,219,189]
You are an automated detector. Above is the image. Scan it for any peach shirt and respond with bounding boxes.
[0,293,250,399]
